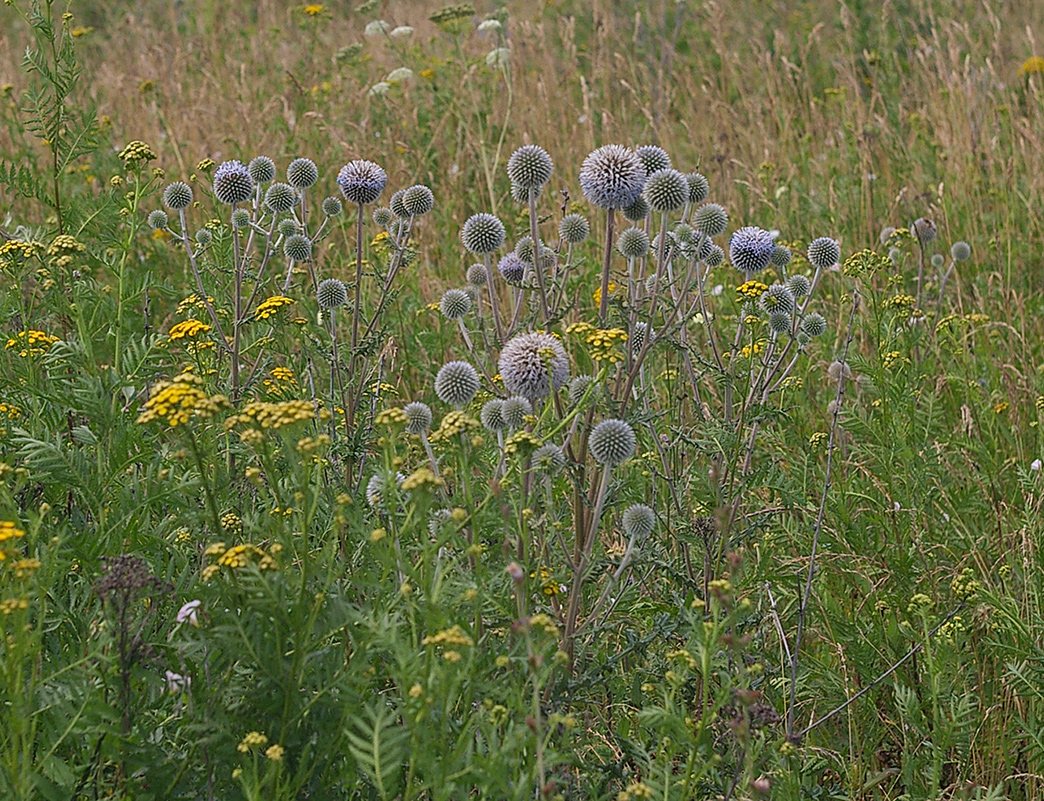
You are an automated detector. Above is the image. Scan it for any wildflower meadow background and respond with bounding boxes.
[1,0,1043,799]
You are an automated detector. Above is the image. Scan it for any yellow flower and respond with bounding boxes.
[0,521,25,543]
[400,467,443,492]
[225,399,316,430]
[265,744,285,761]
[422,625,474,647]
[1020,56,1044,76]
[71,26,92,36]
[0,598,29,615]
[584,327,627,363]
[237,731,268,753]
[11,558,41,578]
[408,684,423,698]
[591,282,618,306]
[736,280,769,300]
[5,329,60,357]
[504,430,542,455]
[117,140,156,164]
[303,3,324,15]
[254,295,295,321]
[168,319,211,341]
[136,372,230,427]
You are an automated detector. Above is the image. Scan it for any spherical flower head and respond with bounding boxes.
[801,312,827,338]
[212,160,254,205]
[264,182,299,213]
[284,234,312,262]
[389,190,407,218]
[230,208,251,230]
[911,217,937,246]
[532,442,566,474]
[704,244,725,267]
[879,225,896,245]
[786,273,811,298]
[440,288,472,320]
[673,223,697,245]
[372,206,393,227]
[930,253,944,268]
[337,160,387,205]
[768,311,792,335]
[617,226,650,260]
[643,168,688,213]
[322,196,344,217]
[771,244,792,268]
[589,418,636,466]
[759,284,796,316]
[498,331,570,403]
[514,234,538,264]
[501,396,532,429]
[509,181,529,205]
[686,172,710,204]
[278,218,300,239]
[729,226,775,273]
[466,263,489,286]
[579,144,646,210]
[621,194,650,223]
[287,158,319,189]
[507,144,553,191]
[366,471,402,509]
[401,184,434,216]
[497,253,526,285]
[622,503,655,539]
[807,237,841,269]
[248,156,276,184]
[692,203,729,238]
[461,213,506,254]
[317,277,347,309]
[195,229,213,246]
[559,213,590,244]
[480,399,507,431]
[147,209,168,230]
[403,401,433,434]
[568,375,593,406]
[631,321,650,354]
[163,181,193,210]
[435,360,480,407]
[635,144,671,173]
[951,241,971,261]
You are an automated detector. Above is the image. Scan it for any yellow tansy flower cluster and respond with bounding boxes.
[168,319,211,341]
[270,366,295,383]
[0,521,25,562]
[221,513,242,534]
[617,782,654,801]
[265,744,285,761]
[738,340,766,359]
[118,140,157,164]
[254,295,295,321]
[0,239,45,267]
[736,280,769,300]
[202,542,278,580]
[527,613,559,636]
[422,625,474,647]
[591,281,618,306]
[429,411,479,442]
[226,399,316,431]
[1,598,29,615]
[10,557,41,578]
[177,293,217,316]
[882,350,907,369]
[237,731,268,753]
[375,407,409,427]
[400,467,443,491]
[136,372,230,427]
[6,330,60,357]
[1020,56,1044,76]
[0,403,20,419]
[886,294,916,309]
[303,3,324,15]
[504,430,542,455]
[531,565,560,596]
[586,328,627,363]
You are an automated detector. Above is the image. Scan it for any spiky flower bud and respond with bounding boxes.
[686,172,710,204]
[622,194,651,222]
[147,210,168,230]
[931,253,944,268]
[579,144,646,210]
[559,213,590,244]
[589,419,636,466]
[317,278,347,309]
[195,229,213,246]
[403,401,433,434]
[435,361,480,407]
[771,244,792,268]
[705,244,725,267]
[337,160,387,205]
[284,234,312,262]
[501,396,532,429]
[643,168,689,213]
[807,237,841,269]
[466,263,489,286]
[248,156,276,184]
[212,160,254,205]
[622,504,655,539]
[278,218,300,238]
[507,144,553,190]
[617,227,650,260]
[635,144,671,173]
[729,226,775,273]
[760,284,796,316]
[373,207,393,226]
[499,332,570,403]
[509,181,528,204]
[440,288,472,320]
[480,399,507,431]
[768,311,792,335]
[264,182,299,213]
[631,321,650,354]
[568,375,594,406]
[951,241,971,261]
[461,213,506,254]
[692,202,729,238]
[911,217,937,246]
[532,443,566,474]
[230,209,251,230]
[390,190,408,218]
[786,273,811,298]
[801,312,827,338]
[286,158,318,189]
[402,184,435,216]
[322,196,343,217]
[498,253,526,285]
[163,181,193,210]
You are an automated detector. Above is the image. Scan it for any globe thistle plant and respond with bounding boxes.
[617,227,650,260]
[440,289,471,320]
[278,218,300,239]
[729,226,775,274]
[622,194,651,223]
[373,207,393,226]
[786,273,811,298]
[589,419,636,466]
[466,263,489,286]
[163,181,193,210]
[692,203,729,238]
[337,160,388,206]
[686,172,710,205]
[248,155,276,184]
[264,182,299,214]
[807,237,841,269]
[212,160,254,205]
[532,442,566,475]
[759,284,796,316]
[286,158,318,189]
[621,504,655,539]
[403,402,433,434]
[317,278,348,309]
[322,197,344,217]
[507,144,553,191]
[642,168,689,213]
[434,361,480,408]
[501,396,533,429]
[283,234,312,262]
[401,184,435,217]
[497,253,526,286]
[559,213,590,244]
[498,332,570,404]
[635,144,671,173]
[579,144,646,211]
[230,209,251,230]
[801,312,826,338]
[147,210,168,230]
[951,241,971,261]
[461,213,506,254]
[480,399,507,431]
[771,245,792,269]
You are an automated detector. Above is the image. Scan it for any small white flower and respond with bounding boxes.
[485,47,510,67]
[693,312,713,325]
[176,599,201,627]
[368,81,391,97]
[710,284,724,296]
[477,18,502,33]
[364,19,390,37]
[893,501,901,512]
[389,25,414,39]
[386,67,414,83]
[1032,458,1042,471]
[165,670,191,694]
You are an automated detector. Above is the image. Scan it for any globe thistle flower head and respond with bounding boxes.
[509,181,530,205]
[337,160,388,205]
[631,321,650,354]
[317,278,347,309]
[768,311,792,335]
[911,217,937,246]
[507,144,553,190]
[248,155,276,184]
[692,203,729,238]
[230,209,251,230]
[771,244,792,269]
[622,194,651,223]
[673,223,697,245]
[644,273,660,293]
[372,207,393,227]
[579,144,646,210]
[461,213,506,254]
[286,157,319,189]
[497,253,526,285]
[195,229,213,246]
[435,361,480,407]
[147,210,168,230]
[635,144,671,173]
[212,160,254,205]
[498,331,570,403]
[704,244,725,267]
[366,471,402,509]
[559,212,590,244]
[931,253,944,269]
[729,226,775,273]
[163,181,193,210]
[403,401,433,434]
[402,184,434,216]
[501,396,532,429]
[568,375,594,406]
[951,241,971,261]
[462,284,479,303]
[389,190,407,218]
[759,284,796,316]
[642,168,689,213]
[278,218,300,239]
[514,234,540,264]
[786,273,811,298]
[879,226,896,245]
[589,418,636,466]
[440,288,472,320]
[264,182,299,213]
[617,227,650,260]
[322,196,344,217]
[686,172,710,204]
[622,504,655,539]
[801,312,827,338]
[807,237,841,269]
[480,399,507,431]
[284,234,312,262]
[532,442,566,474]
[466,263,489,286]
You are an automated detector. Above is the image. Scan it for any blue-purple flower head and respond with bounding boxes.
[579,145,646,211]
[212,160,254,205]
[729,226,775,273]
[337,160,388,205]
